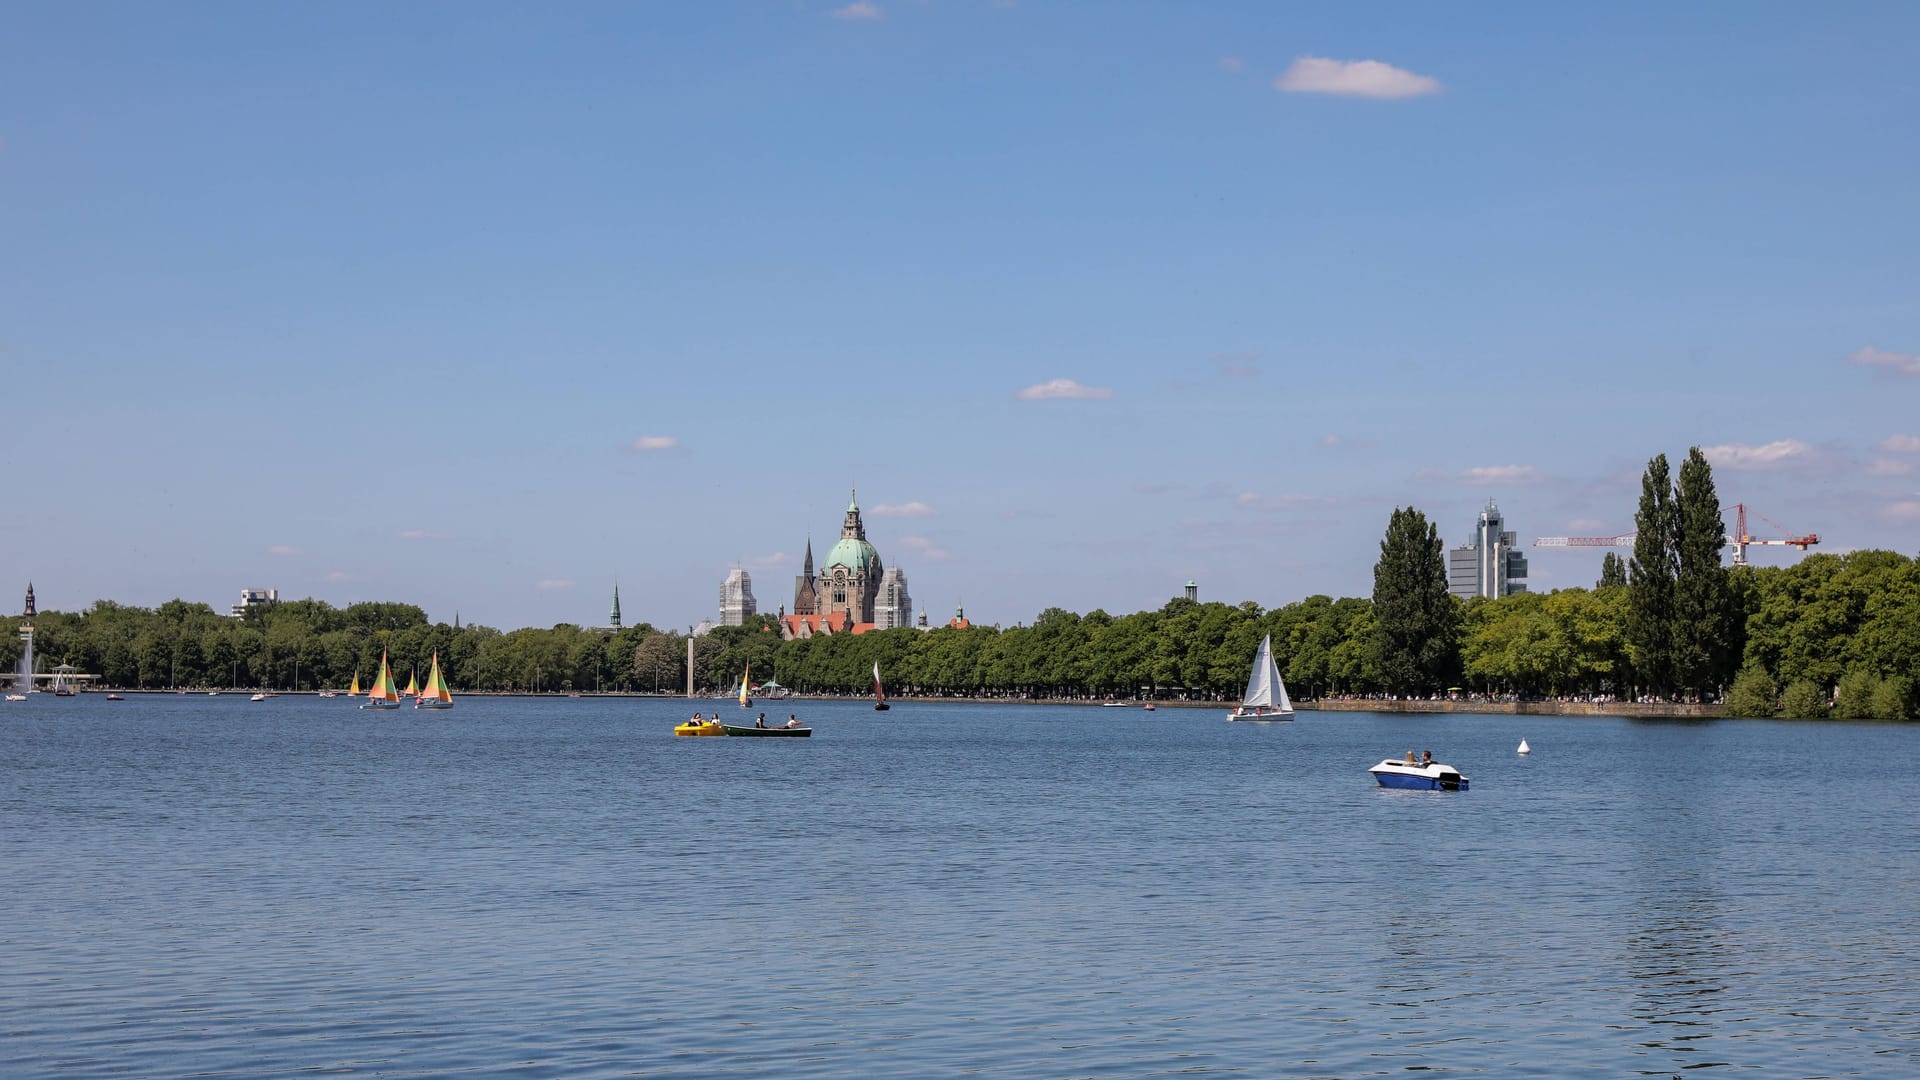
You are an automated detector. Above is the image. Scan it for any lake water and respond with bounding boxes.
[3,695,1917,1077]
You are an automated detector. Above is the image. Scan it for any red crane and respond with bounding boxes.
[1533,504,1818,566]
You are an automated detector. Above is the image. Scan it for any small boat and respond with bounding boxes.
[1227,634,1293,721]
[1142,703,1156,712]
[360,650,402,710]
[1101,700,1129,707]
[402,668,420,700]
[249,692,270,702]
[1517,739,1531,755]
[348,671,361,697]
[872,661,890,712]
[1369,758,1470,791]
[207,691,221,696]
[674,717,726,737]
[105,693,125,701]
[51,671,76,698]
[721,722,811,738]
[4,692,25,702]
[738,664,752,708]
[415,652,453,710]
[318,690,338,699]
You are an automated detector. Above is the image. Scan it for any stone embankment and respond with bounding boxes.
[1295,699,1725,719]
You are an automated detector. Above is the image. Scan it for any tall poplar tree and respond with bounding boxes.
[1627,454,1678,696]
[1371,506,1460,695]
[1674,446,1734,696]
[1598,552,1628,589]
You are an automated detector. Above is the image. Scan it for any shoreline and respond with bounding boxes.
[69,688,1729,718]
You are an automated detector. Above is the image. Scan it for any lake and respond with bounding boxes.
[3,695,1916,1077]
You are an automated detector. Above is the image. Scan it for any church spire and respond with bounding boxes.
[610,581,622,629]
[23,582,35,619]
[802,535,814,577]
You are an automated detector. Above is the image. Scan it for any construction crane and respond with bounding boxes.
[1533,503,1819,567]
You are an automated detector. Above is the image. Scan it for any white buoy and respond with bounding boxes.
[1517,739,1531,755]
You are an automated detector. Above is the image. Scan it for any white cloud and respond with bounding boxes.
[1275,56,1442,99]
[537,578,575,591]
[830,1,881,19]
[632,435,678,451]
[267,544,301,556]
[1217,56,1244,73]
[1885,501,1920,522]
[898,535,953,561]
[324,570,354,583]
[869,501,936,518]
[1846,346,1920,376]
[748,552,791,569]
[1017,378,1113,401]
[1700,439,1811,470]
[399,529,447,541]
[1879,434,1920,454]
[1868,458,1913,477]
[1415,464,1540,485]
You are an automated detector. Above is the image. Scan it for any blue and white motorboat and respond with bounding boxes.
[1369,758,1469,791]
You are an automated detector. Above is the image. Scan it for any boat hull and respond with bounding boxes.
[1228,708,1293,722]
[359,701,402,710]
[415,700,453,710]
[720,724,811,738]
[1369,761,1469,791]
[674,722,725,737]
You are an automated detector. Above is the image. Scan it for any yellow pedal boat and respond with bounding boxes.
[674,719,726,737]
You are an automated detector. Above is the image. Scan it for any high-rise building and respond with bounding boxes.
[876,567,912,630]
[1448,499,1528,600]
[230,588,278,618]
[719,569,757,626]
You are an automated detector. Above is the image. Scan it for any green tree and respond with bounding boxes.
[1723,666,1778,718]
[1779,678,1829,720]
[1370,506,1459,696]
[1627,453,1678,696]
[1597,551,1628,590]
[1674,447,1734,696]
[1869,676,1910,721]
[1831,667,1881,720]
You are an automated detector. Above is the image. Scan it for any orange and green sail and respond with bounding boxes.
[368,651,400,704]
[421,653,453,706]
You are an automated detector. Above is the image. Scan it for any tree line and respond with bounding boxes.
[6,450,1913,717]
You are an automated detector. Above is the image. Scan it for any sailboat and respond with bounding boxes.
[360,650,402,710]
[1227,634,1293,721]
[415,652,453,710]
[403,667,420,700]
[872,661,890,712]
[738,664,752,708]
[348,670,361,697]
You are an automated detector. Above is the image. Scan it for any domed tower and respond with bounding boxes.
[821,489,882,623]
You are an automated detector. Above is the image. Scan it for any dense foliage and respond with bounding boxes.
[1370,506,1460,695]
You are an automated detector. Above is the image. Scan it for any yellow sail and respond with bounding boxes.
[403,669,419,697]
[349,671,361,696]
[370,651,400,703]
[739,663,751,707]
[422,652,453,705]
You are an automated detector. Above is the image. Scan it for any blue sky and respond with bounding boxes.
[3,2,1917,630]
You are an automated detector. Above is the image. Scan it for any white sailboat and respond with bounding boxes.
[1228,634,1293,721]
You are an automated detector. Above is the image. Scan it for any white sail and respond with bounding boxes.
[1242,635,1276,708]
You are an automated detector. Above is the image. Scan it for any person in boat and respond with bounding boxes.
[1404,750,1417,766]
[786,714,801,728]
[755,713,767,729]
[1421,750,1433,767]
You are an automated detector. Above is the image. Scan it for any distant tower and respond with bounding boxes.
[16,583,35,693]
[453,611,461,631]
[719,568,758,626]
[1448,499,1529,599]
[609,581,623,630]
[1184,580,1198,602]
[877,567,913,630]
[793,536,818,616]
[23,582,36,619]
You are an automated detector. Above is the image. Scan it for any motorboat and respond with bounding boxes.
[721,723,811,738]
[1101,701,1130,707]
[1369,758,1469,791]
[1142,703,1156,712]
[249,693,271,702]
[105,694,126,701]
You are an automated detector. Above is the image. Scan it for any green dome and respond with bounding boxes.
[825,537,879,573]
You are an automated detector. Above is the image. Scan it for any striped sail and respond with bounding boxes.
[369,652,400,703]
[422,653,453,705]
